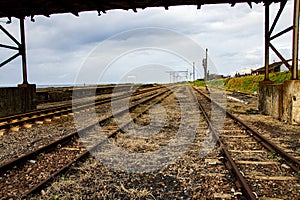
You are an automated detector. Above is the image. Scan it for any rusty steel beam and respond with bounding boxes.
[0,52,20,68]
[270,42,291,70]
[0,19,30,84]
[292,0,299,80]
[270,25,293,40]
[269,0,287,35]
[0,24,21,46]
[0,43,19,50]
[264,0,298,80]
[19,18,28,85]
[264,2,270,81]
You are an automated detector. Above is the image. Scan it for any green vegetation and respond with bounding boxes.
[53,195,59,200]
[207,79,226,89]
[190,80,206,87]
[190,71,296,94]
[225,75,264,93]
[268,152,276,159]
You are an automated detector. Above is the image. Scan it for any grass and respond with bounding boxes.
[190,80,206,87]
[225,75,265,93]
[190,70,298,94]
[268,152,276,159]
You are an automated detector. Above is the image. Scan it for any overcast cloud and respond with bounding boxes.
[0,2,295,86]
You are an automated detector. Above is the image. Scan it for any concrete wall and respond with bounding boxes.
[258,82,283,119]
[282,80,300,124]
[259,80,300,124]
[0,84,36,117]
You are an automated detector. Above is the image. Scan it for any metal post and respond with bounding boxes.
[203,49,208,81]
[265,2,270,81]
[193,62,195,81]
[205,49,208,80]
[292,0,300,80]
[20,18,28,85]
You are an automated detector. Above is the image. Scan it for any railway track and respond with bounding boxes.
[30,84,223,199]
[0,85,162,134]
[0,86,172,199]
[193,86,300,199]
[0,85,164,166]
[2,84,299,199]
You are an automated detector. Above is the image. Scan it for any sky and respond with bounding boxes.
[0,2,295,86]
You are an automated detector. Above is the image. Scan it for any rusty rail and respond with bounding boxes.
[0,86,162,130]
[0,87,171,198]
[189,86,257,200]
[194,86,300,172]
[22,88,172,197]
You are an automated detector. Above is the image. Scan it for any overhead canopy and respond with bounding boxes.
[0,0,281,18]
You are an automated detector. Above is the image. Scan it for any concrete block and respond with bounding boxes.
[258,81,283,119]
[282,80,300,124]
[0,84,36,117]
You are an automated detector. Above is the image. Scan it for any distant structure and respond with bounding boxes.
[241,68,252,75]
[207,73,223,80]
[202,49,208,81]
[251,59,296,76]
[166,70,189,83]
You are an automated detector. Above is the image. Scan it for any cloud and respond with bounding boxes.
[0,2,295,86]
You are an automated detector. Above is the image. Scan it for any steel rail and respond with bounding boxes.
[0,86,162,130]
[22,87,173,197]
[22,87,171,198]
[0,87,169,172]
[0,85,160,122]
[189,86,257,200]
[194,86,300,172]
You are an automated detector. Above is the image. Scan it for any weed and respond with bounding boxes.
[53,194,59,200]
[268,152,276,159]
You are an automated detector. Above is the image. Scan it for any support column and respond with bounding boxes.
[19,18,28,85]
[292,0,300,80]
[265,2,270,81]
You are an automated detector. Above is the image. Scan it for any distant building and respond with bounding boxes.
[251,59,295,75]
[241,68,252,75]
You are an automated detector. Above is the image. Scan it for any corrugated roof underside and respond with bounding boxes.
[0,0,280,18]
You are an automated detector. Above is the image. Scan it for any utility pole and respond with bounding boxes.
[193,62,195,81]
[202,48,208,81]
